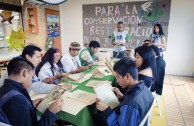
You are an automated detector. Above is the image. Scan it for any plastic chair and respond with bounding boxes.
[152,92,162,116]
[138,96,156,126]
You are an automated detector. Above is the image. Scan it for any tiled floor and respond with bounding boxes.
[163,75,194,126]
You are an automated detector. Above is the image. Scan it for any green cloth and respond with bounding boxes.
[79,46,97,66]
[58,65,116,126]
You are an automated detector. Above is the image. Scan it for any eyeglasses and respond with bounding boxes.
[71,49,80,51]
[54,55,61,58]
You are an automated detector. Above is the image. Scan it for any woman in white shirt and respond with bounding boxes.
[35,47,64,84]
[150,23,166,57]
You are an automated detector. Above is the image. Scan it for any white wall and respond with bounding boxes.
[60,0,194,76]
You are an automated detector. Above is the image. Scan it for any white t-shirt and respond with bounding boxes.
[38,62,61,84]
[113,30,129,52]
[60,52,81,73]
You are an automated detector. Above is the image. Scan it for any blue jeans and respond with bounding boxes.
[113,51,126,58]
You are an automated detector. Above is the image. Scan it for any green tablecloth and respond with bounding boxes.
[58,65,116,126]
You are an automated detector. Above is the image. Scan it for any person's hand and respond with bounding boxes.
[96,98,108,111]
[49,98,64,114]
[55,73,63,79]
[79,66,88,72]
[112,41,116,46]
[62,84,72,91]
[120,42,125,46]
[87,64,93,68]
[61,72,69,77]
[112,87,123,99]
[33,98,43,108]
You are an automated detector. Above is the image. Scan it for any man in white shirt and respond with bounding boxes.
[112,21,131,58]
[0,45,55,94]
[60,42,88,74]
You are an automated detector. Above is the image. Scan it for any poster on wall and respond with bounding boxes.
[47,14,60,37]
[83,0,171,49]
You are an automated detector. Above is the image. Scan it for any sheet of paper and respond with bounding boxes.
[105,58,116,76]
[98,67,112,76]
[68,90,96,105]
[115,41,124,45]
[59,83,78,91]
[67,73,85,81]
[61,93,88,115]
[94,82,119,109]
[31,94,47,101]
[85,80,104,87]
[77,73,93,83]
[90,66,104,78]
[95,60,106,66]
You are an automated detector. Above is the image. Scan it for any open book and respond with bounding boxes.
[67,73,85,81]
[105,58,116,76]
[67,73,93,83]
[98,67,112,76]
[94,81,119,109]
[36,85,71,113]
[67,90,96,105]
[86,80,105,87]
[115,41,124,46]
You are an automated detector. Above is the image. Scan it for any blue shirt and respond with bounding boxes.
[103,82,153,126]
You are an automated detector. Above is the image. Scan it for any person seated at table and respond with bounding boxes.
[142,39,152,46]
[135,46,157,88]
[36,47,64,84]
[79,40,100,66]
[0,45,57,94]
[0,57,64,126]
[60,42,88,74]
[94,58,154,126]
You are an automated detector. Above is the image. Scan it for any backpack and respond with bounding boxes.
[0,90,23,124]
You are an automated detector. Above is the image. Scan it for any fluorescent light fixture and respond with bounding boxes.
[39,0,68,5]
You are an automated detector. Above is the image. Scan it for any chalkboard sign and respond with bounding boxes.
[83,0,171,49]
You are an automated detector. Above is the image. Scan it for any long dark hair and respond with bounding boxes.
[135,46,157,83]
[35,47,60,76]
[153,23,165,36]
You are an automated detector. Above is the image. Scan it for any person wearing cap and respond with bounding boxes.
[60,42,88,74]
[79,40,100,66]
[35,47,64,84]
[112,21,130,58]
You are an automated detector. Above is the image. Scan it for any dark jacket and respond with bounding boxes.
[151,56,166,95]
[0,79,57,126]
[103,82,153,126]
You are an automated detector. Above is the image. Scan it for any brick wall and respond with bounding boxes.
[23,2,59,53]
[0,0,59,53]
